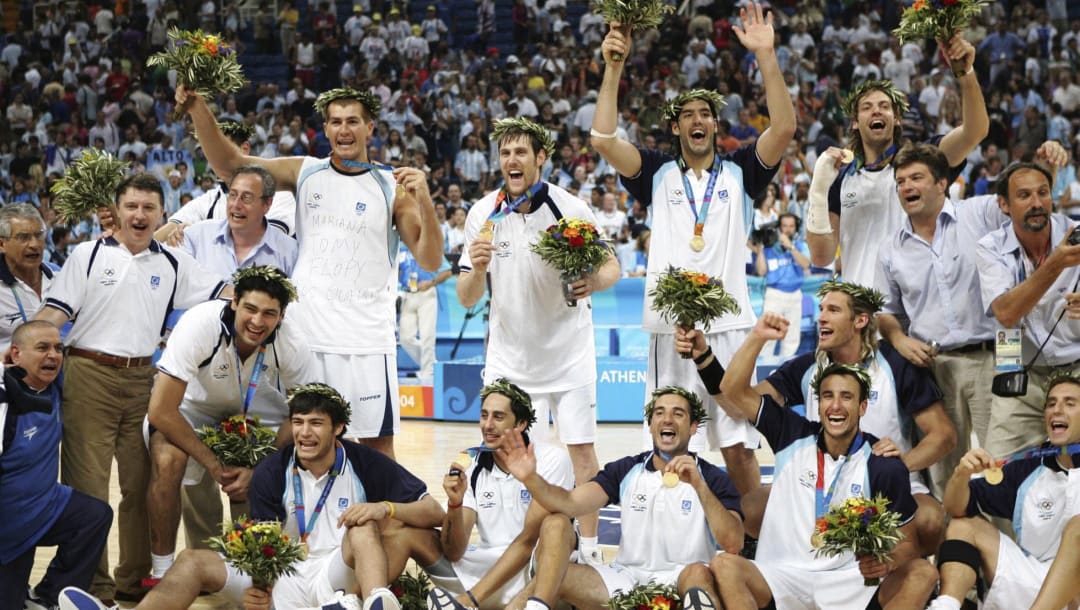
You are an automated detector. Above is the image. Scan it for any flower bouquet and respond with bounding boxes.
[649,266,740,357]
[530,218,611,307]
[812,495,904,586]
[389,570,433,610]
[593,0,675,61]
[208,517,305,589]
[893,0,988,72]
[50,148,129,223]
[608,580,680,610]
[196,414,278,468]
[147,28,245,113]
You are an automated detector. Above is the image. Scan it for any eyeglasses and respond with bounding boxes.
[226,190,269,204]
[2,230,46,243]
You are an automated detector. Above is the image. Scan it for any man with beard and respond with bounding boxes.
[975,162,1080,461]
[178,86,445,459]
[591,1,796,496]
[457,117,620,565]
[805,35,988,289]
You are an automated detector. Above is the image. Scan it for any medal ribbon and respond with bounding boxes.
[815,433,863,520]
[994,442,1080,467]
[679,154,721,240]
[233,343,267,434]
[480,181,545,234]
[337,157,395,172]
[851,143,899,174]
[292,443,345,544]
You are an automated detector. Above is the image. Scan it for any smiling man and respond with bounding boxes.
[178,86,444,459]
[497,385,744,610]
[975,161,1080,463]
[61,383,444,610]
[0,321,112,610]
[930,373,1080,610]
[142,266,312,586]
[35,173,227,606]
[712,316,936,610]
[0,204,57,354]
[591,2,796,497]
[179,165,298,281]
[457,117,620,564]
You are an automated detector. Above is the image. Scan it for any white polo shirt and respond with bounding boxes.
[170,182,296,235]
[156,299,314,429]
[461,443,574,549]
[45,237,225,356]
[976,213,1080,366]
[0,256,55,354]
[459,182,601,393]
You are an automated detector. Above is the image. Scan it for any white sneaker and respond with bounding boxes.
[57,587,108,610]
[310,590,363,610]
[363,587,402,610]
[577,547,604,565]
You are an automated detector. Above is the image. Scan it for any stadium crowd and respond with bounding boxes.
[2,0,1080,609]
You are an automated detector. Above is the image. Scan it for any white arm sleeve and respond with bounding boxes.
[807,153,841,235]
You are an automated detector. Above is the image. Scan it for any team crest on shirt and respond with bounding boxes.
[355,202,367,215]
[99,268,117,286]
[1036,497,1056,521]
[3,312,20,325]
[338,497,349,509]
[799,469,817,489]
[842,190,858,208]
[670,188,684,204]
[479,490,496,509]
[150,275,161,289]
[630,493,648,512]
[213,363,230,379]
[23,426,38,441]
[494,239,512,259]
[850,484,862,495]
[306,193,323,209]
[520,489,531,505]
[717,189,729,202]
[680,499,692,514]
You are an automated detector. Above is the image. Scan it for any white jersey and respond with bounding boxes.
[459,183,600,393]
[291,157,399,354]
[156,300,314,429]
[832,166,904,288]
[170,182,296,235]
[621,147,775,334]
[0,258,54,354]
[461,443,573,549]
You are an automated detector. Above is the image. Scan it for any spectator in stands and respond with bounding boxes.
[455,134,489,200]
[752,213,809,357]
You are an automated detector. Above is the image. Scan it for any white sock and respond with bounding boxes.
[579,535,598,551]
[150,552,174,578]
[525,598,551,610]
[932,595,962,610]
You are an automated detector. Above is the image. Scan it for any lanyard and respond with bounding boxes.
[337,157,394,172]
[292,443,344,543]
[679,155,721,239]
[849,143,899,174]
[815,433,863,520]
[482,181,545,232]
[997,442,1080,467]
[234,343,267,424]
[10,285,27,323]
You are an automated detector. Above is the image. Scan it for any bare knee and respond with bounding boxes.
[175,549,228,590]
[709,550,747,580]
[149,433,189,482]
[677,562,713,589]
[538,513,573,540]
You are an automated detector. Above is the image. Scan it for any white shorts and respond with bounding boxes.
[221,550,355,608]
[312,351,399,439]
[425,546,526,610]
[754,562,877,610]
[982,532,1052,610]
[644,331,761,452]
[531,384,597,445]
[591,562,687,597]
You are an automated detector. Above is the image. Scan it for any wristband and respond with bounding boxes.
[447,501,463,509]
[383,501,395,520]
[952,66,974,78]
[697,356,726,396]
[693,346,713,365]
[589,127,618,139]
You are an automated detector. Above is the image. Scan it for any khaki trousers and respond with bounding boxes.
[180,473,249,550]
[928,350,995,498]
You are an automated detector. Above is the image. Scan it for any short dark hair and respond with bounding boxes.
[12,320,59,348]
[233,265,296,309]
[995,162,1054,201]
[288,383,352,434]
[893,142,951,183]
[230,165,276,199]
[115,172,164,206]
[479,378,536,431]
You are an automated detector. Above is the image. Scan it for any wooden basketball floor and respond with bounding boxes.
[31,420,777,609]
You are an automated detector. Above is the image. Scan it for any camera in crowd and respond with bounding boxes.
[1068,226,1080,246]
[750,222,780,248]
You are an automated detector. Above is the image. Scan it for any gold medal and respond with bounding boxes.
[811,532,825,548]
[455,452,473,470]
[478,225,494,242]
[299,541,309,560]
[984,467,1003,485]
[662,471,680,488]
[839,148,855,164]
[689,235,706,252]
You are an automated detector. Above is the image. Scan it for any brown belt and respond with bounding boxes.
[67,347,153,368]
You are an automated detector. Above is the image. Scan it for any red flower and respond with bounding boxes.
[261,545,275,557]
[390,584,404,597]
[568,236,585,247]
[942,0,957,5]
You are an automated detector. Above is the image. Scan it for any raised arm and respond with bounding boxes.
[942,448,995,517]
[936,33,989,167]
[735,2,796,167]
[591,22,643,178]
[176,86,302,190]
[439,457,477,562]
[805,148,845,266]
[393,167,444,271]
[718,313,789,420]
[497,429,609,517]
